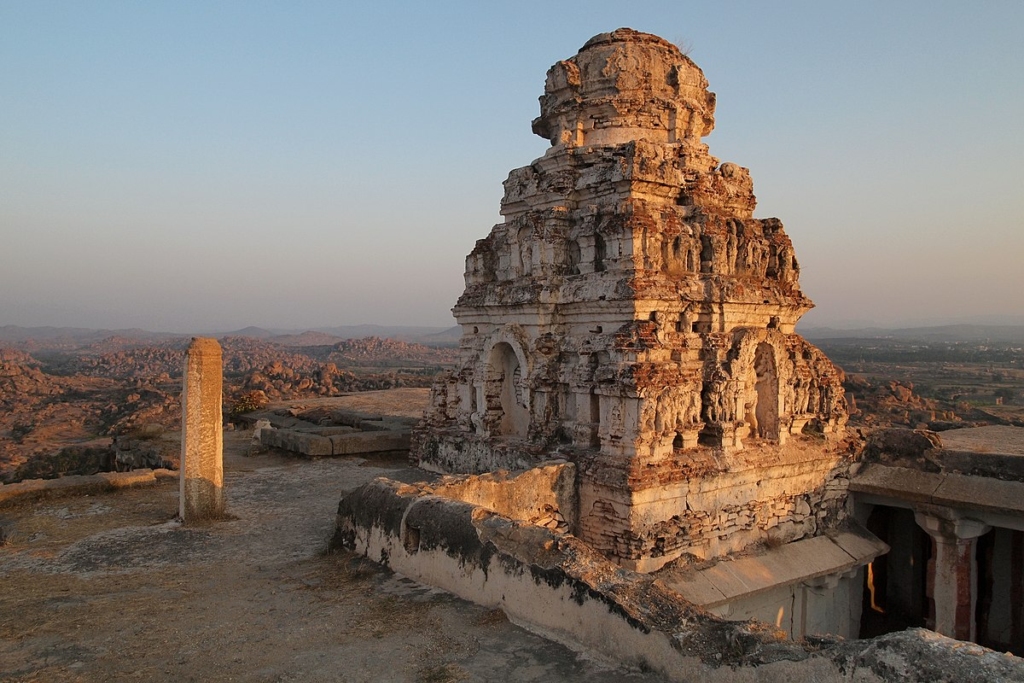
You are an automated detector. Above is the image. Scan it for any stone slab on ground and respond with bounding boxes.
[248,389,423,459]
[260,427,411,457]
[939,425,1024,457]
[330,430,411,455]
[272,430,333,456]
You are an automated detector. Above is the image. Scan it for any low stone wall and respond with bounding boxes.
[0,468,176,506]
[113,434,179,471]
[332,477,1024,682]
[414,429,544,474]
[430,463,577,532]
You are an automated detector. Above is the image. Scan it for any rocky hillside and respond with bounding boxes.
[843,375,978,431]
[0,335,457,482]
[320,337,459,366]
[0,347,181,481]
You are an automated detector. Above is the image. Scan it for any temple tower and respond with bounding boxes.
[415,29,850,571]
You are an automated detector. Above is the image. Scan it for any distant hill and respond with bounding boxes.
[233,326,460,347]
[270,331,346,347]
[0,325,178,344]
[8,323,1024,348]
[0,324,458,349]
[312,324,454,342]
[800,324,1024,344]
[420,326,462,344]
[220,326,282,339]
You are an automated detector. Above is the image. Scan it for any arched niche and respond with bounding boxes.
[517,226,533,276]
[486,341,529,438]
[567,239,581,275]
[753,342,780,440]
[594,234,607,272]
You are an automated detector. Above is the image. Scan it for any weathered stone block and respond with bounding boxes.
[290,432,333,457]
[329,431,410,455]
[179,338,224,521]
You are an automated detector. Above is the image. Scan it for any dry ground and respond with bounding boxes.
[0,428,663,682]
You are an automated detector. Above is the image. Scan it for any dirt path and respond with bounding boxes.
[0,431,662,682]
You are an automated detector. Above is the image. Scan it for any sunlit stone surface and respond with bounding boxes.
[180,337,224,521]
[414,28,850,571]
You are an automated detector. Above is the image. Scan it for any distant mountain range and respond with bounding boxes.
[216,325,461,344]
[0,325,179,343]
[0,324,462,346]
[799,324,1024,344]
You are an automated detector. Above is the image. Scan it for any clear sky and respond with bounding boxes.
[2,1,1022,332]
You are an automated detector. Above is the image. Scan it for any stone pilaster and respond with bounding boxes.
[180,337,224,521]
[915,511,990,641]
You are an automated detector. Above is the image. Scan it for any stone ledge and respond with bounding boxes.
[0,468,176,506]
[851,464,1024,518]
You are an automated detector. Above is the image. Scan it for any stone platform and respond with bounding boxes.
[238,395,419,459]
[333,470,1023,682]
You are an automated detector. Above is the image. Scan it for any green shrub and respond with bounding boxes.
[229,390,269,415]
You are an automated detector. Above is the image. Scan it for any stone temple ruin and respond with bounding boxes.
[415,28,852,574]
[335,29,1024,680]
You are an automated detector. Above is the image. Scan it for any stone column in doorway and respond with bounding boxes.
[914,511,990,641]
[180,337,224,521]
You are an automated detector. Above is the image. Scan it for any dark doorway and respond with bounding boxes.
[859,505,931,638]
[594,234,606,272]
[976,527,1024,656]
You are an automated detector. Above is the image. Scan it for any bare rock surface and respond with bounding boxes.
[939,424,1024,456]
[0,431,661,682]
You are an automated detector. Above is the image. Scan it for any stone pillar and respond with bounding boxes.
[801,567,860,640]
[1012,530,1024,653]
[915,511,990,641]
[180,337,224,521]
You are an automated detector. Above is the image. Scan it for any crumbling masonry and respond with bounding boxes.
[414,29,853,572]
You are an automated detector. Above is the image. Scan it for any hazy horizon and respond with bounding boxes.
[3,2,1022,332]
[8,315,1024,340]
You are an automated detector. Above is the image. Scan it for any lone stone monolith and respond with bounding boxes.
[179,337,224,521]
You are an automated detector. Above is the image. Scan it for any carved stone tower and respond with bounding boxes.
[415,29,850,571]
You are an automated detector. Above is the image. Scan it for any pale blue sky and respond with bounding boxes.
[2,1,1022,332]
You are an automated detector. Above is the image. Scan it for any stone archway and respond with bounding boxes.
[754,342,779,440]
[487,342,529,437]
